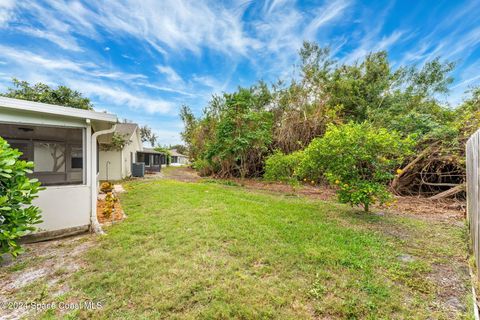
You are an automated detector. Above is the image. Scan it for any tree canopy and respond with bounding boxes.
[1,78,93,110]
[139,125,158,147]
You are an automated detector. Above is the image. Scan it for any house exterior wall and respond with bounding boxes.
[121,129,142,178]
[98,150,122,181]
[34,185,91,231]
[0,107,93,234]
[171,156,189,166]
[99,128,143,180]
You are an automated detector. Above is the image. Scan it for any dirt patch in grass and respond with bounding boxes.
[388,196,465,221]
[0,234,94,319]
[162,166,201,182]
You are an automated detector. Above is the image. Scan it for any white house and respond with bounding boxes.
[0,96,117,239]
[169,149,189,166]
[98,124,165,180]
[98,123,143,181]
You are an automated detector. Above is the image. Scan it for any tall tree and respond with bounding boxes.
[139,125,158,147]
[1,78,93,110]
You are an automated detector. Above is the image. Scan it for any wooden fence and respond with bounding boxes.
[467,129,480,275]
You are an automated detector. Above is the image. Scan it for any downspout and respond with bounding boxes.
[90,123,117,234]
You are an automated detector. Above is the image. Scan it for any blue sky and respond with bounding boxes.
[0,0,479,145]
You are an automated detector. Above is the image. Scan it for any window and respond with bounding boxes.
[153,154,160,165]
[0,124,84,186]
[71,146,83,169]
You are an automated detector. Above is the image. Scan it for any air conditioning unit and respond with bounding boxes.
[131,162,145,177]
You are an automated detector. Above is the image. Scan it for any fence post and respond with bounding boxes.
[467,130,480,278]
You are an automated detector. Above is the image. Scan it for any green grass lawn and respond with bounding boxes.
[30,179,472,319]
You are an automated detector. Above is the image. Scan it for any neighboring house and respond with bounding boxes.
[98,123,142,181]
[0,96,117,238]
[169,149,189,166]
[98,124,166,180]
[138,147,164,173]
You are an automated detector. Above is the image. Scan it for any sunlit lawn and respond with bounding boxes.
[37,179,471,319]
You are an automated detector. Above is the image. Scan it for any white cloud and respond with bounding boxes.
[151,128,183,146]
[448,60,480,105]
[66,80,174,114]
[84,0,259,56]
[91,71,147,81]
[192,75,230,92]
[0,45,94,73]
[0,45,150,83]
[452,74,480,90]
[304,0,350,40]
[156,65,183,84]
[0,45,173,115]
[16,26,83,52]
[344,30,404,64]
[0,0,15,27]
[138,82,194,97]
[9,0,261,58]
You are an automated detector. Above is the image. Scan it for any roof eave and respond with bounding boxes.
[0,96,117,123]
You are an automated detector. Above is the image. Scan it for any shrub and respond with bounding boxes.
[103,192,117,219]
[300,122,413,211]
[264,150,304,182]
[192,159,215,176]
[0,137,43,259]
[100,181,113,193]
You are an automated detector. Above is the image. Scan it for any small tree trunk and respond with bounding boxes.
[428,184,465,200]
[364,203,369,212]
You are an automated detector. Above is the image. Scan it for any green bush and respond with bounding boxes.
[192,159,215,177]
[300,122,413,211]
[264,150,304,182]
[0,137,43,259]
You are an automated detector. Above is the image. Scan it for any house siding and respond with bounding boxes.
[33,185,91,232]
[98,150,122,181]
[121,128,142,178]
[99,126,143,180]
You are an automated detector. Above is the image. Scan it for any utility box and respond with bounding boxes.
[131,162,145,177]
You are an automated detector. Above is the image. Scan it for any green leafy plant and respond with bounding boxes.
[300,122,413,211]
[264,150,304,182]
[99,133,131,151]
[181,83,273,178]
[0,137,43,259]
[154,146,171,165]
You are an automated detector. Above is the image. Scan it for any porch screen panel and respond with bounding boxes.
[0,124,84,186]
